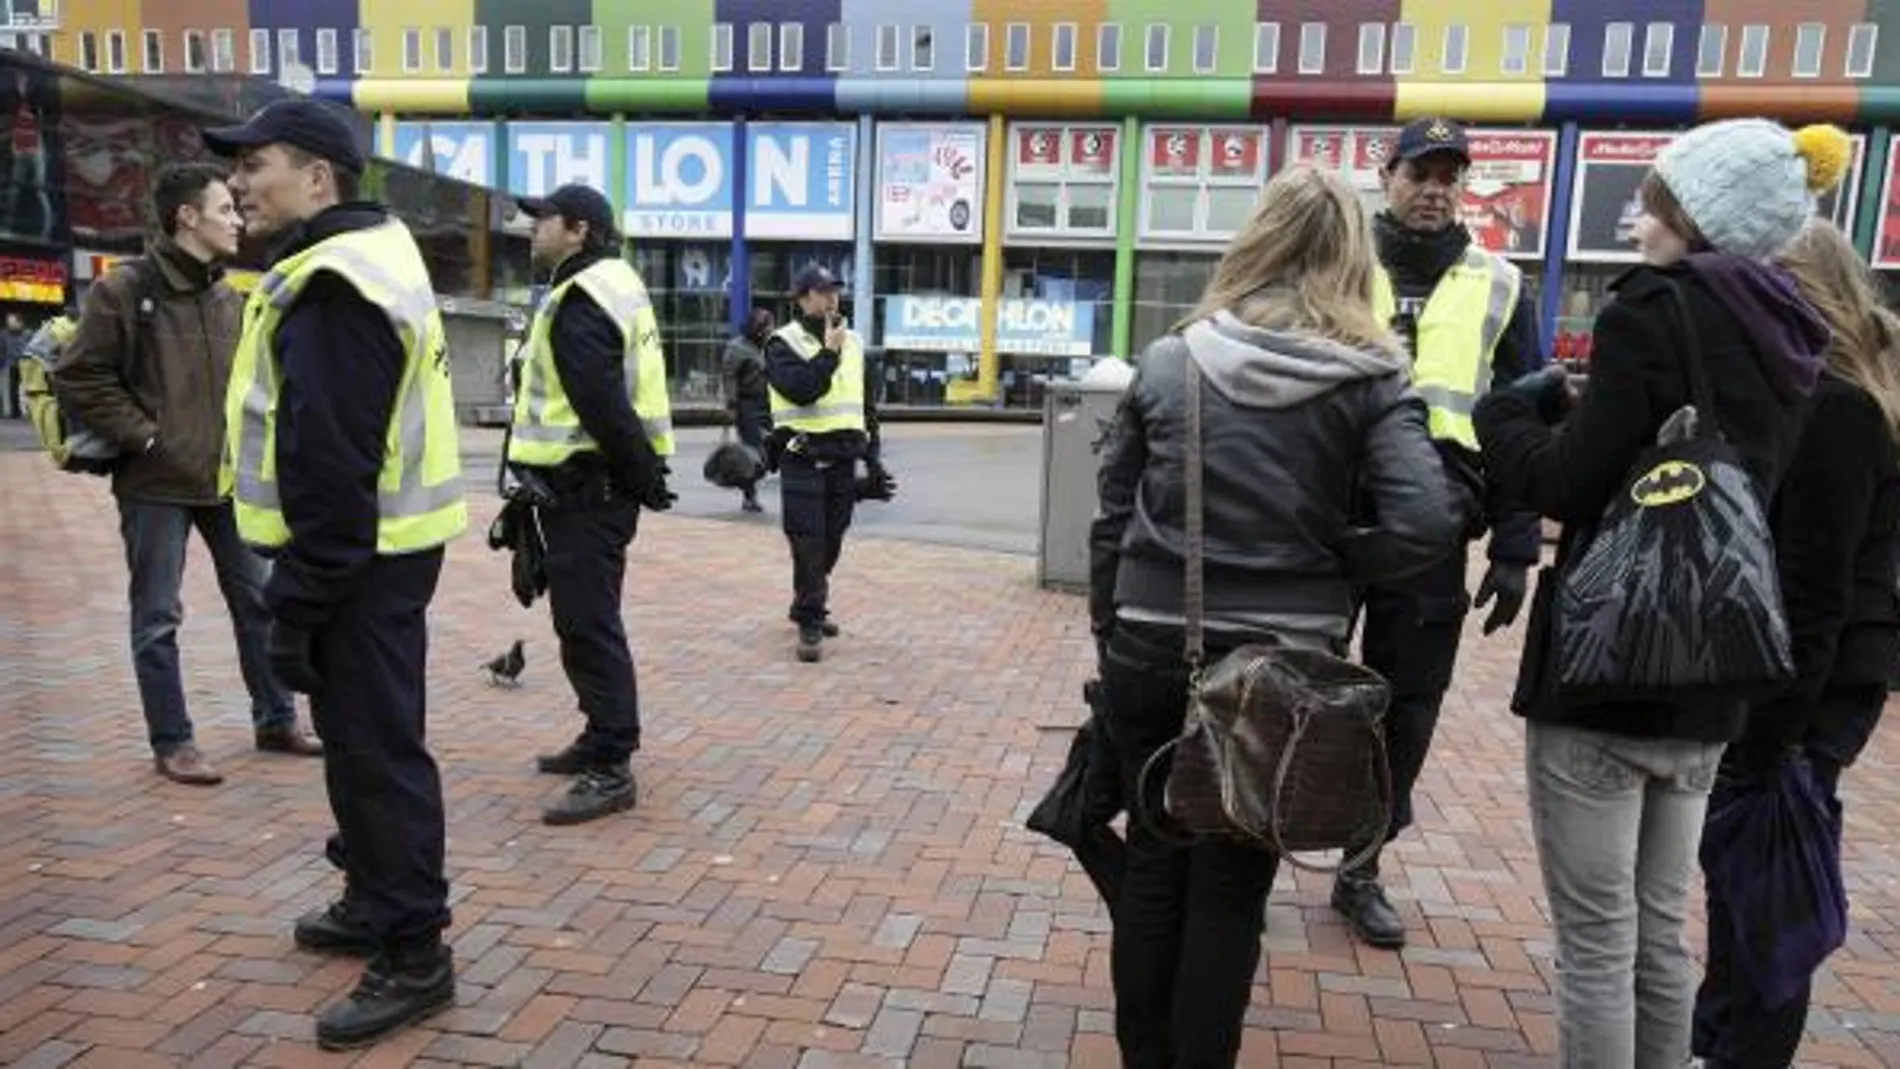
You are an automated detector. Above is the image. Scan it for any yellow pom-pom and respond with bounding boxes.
[1793,123,1852,193]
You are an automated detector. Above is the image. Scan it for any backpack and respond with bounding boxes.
[23,257,158,475]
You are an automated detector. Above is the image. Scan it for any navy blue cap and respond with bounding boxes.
[201,98,366,175]
[791,263,841,296]
[517,184,618,240]
[1391,117,1471,167]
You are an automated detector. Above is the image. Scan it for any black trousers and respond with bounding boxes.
[310,550,449,949]
[1100,620,1281,1069]
[1356,546,1470,857]
[541,495,642,764]
[779,454,857,626]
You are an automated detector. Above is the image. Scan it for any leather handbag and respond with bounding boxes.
[1137,342,1396,872]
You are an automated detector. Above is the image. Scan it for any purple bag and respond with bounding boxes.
[1700,752,1849,1009]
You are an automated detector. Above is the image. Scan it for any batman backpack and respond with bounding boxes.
[1554,280,1795,703]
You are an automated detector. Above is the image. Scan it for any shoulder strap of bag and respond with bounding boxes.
[119,257,156,376]
[1662,278,1718,439]
[1183,337,1206,675]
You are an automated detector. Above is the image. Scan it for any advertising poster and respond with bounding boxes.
[393,121,497,186]
[1575,130,1865,263]
[1873,133,1900,270]
[0,251,63,302]
[882,295,1095,357]
[875,122,985,244]
[1006,122,1121,239]
[1287,124,1556,260]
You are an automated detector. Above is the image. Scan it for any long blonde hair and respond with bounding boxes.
[1180,165,1403,358]
[1777,218,1900,443]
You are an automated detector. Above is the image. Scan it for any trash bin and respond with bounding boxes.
[1039,366,1133,592]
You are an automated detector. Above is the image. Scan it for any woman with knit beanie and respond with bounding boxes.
[1473,118,1850,1067]
[1690,218,1900,1068]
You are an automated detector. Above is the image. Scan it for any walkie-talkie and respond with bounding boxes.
[1391,296,1426,357]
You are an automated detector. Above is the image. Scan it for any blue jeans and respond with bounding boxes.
[1528,720,1723,1069]
[117,498,293,754]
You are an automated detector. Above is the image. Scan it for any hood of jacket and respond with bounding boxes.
[1678,251,1829,404]
[1186,309,1407,410]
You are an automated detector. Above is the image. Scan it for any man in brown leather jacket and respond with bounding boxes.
[54,162,319,785]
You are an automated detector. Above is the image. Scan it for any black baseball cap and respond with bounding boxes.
[1390,117,1471,168]
[791,264,841,296]
[201,98,366,174]
[517,184,618,239]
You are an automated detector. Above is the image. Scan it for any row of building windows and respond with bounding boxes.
[28,19,1885,81]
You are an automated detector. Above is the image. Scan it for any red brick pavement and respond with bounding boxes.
[4,451,1900,1068]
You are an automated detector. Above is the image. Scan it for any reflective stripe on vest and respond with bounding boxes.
[509,258,675,463]
[1372,247,1519,451]
[223,220,467,553]
[768,323,865,433]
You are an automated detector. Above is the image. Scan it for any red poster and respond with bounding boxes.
[1875,132,1900,269]
[1459,131,1557,261]
[1016,127,1061,170]
[1293,130,1345,170]
[1070,128,1115,174]
[1208,130,1261,178]
[1581,132,1674,165]
[1149,127,1199,176]
[1352,131,1396,173]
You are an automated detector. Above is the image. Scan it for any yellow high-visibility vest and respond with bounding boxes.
[221,219,467,553]
[768,322,865,434]
[1372,246,1521,451]
[508,257,675,465]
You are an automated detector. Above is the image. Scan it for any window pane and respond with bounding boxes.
[1053,24,1075,70]
[1604,22,1631,75]
[1794,23,1824,76]
[1015,184,1059,229]
[913,27,933,70]
[1149,189,1197,232]
[1643,23,1672,76]
[826,23,847,69]
[1299,22,1325,73]
[1066,185,1113,231]
[1146,24,1167,70]
[1848,24,1877,77]
[1205,187,1259,235]
[1739,25,1768,76]
[436,27,453,70]
[1390,23,1414,73]
[1357,23,1384,74]
[1007,24,1028,68]
[1501,24,1528,74]
[579,25,601,70]
[1194,25,1217,72]
[1442,24,1466,73]
[967,25,988,70]
[1099,24,1121,70]
[1253,23,1278,72]
[659,26,680,70]
[1697,24,1725,76]
[1543,23,1570,75]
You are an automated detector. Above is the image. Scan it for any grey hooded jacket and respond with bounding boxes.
[1091,311,1471,641]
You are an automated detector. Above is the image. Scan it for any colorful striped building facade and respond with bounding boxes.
[25,1,1900,402]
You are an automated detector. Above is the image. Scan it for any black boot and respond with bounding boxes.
[1331,849,1406,950]
[535,737,594,775]
[294,898,379,957]
[796,623,824,663]
[542,763,638,825]
[315,942,455,1051]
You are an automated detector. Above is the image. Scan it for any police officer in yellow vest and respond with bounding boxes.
[763,265,894,663]
[1336,117,1545,950]
[508,183,675,825]
[205,99,465,1051]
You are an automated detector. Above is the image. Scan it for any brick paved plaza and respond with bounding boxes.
[6,443,1900,1068]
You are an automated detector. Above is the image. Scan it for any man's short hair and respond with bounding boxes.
[153,163,230,237]
[282,144,363,203]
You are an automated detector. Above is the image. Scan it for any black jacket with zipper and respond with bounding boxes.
[1475,255,1828,744]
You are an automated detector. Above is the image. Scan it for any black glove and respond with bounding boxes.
[1473,562,1529,635]
[856,460,897,502]
[641,468,677,512]
[1504,366,1573,425]
[268,621,324,695]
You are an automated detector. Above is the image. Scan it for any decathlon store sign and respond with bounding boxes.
[624,122,856,240]
[883,296,1096,357]
[506,122,614,197]
[393,121,497,186]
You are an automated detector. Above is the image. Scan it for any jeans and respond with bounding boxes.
[308,551,450,948]
[1358,548,1470,847]
[780,454,857,625]
[1100,620,1284,1069]
[540,495,642,764]
[117,498,294,754]
[1527,720,1723,1069]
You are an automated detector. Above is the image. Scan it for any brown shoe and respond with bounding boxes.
[256,722,323,757]
[155,745,224,786]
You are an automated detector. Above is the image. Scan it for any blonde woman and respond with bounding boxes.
[1089,165,1469,1068]
[1692,218,1900,1068]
